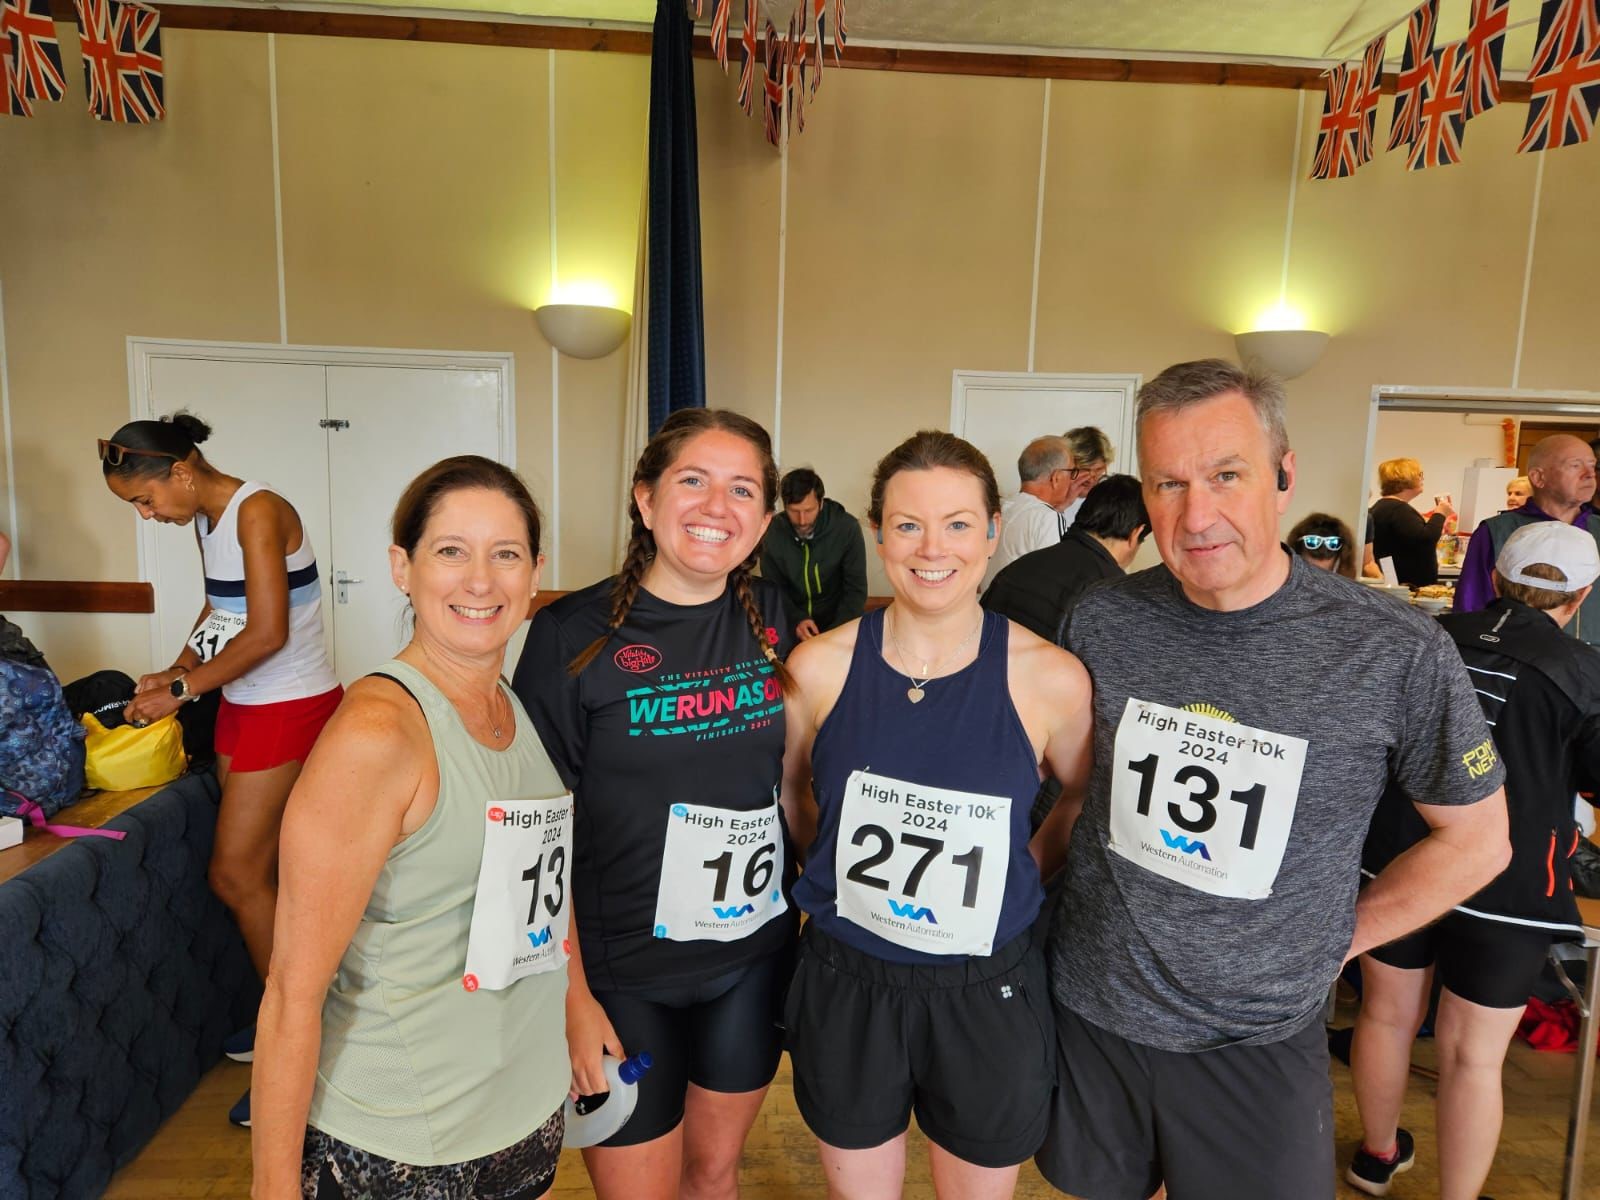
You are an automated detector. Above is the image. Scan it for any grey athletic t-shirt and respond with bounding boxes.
[1051,554,1503,1052]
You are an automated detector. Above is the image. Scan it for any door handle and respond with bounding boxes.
[334,571,363,605]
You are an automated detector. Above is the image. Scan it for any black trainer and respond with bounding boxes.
[1346,1128,1415,1196]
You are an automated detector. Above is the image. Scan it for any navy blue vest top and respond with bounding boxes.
[794,607,1045,963]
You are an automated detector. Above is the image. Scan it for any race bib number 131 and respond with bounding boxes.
[1107,698,1307,900]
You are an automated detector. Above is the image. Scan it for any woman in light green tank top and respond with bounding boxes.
[250,457,572,1199]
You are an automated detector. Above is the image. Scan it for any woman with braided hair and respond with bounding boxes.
[512,408,797,1200]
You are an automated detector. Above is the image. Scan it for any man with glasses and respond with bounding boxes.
[981,435,1089,591]
[1057,425,1114,538]
[1456,433,1600,643]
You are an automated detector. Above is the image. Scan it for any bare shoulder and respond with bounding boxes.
[236,488,300,545]
[1007,620,1091,706]
[788,619,859,692]
[311,675,429,770]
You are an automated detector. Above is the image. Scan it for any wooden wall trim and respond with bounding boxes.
[0,580,155,614]
[528,589,890,619]
[43,2,1533,99]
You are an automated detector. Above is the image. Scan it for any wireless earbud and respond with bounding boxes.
[986,519,997,539]
[875,527,883,545]
[1277,466,1289,492]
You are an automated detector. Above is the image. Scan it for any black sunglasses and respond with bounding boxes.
[97,440,178,468]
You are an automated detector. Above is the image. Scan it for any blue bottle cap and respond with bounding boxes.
[618,1052,653,1085]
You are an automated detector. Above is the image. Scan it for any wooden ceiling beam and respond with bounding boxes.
[39,1,1533,100]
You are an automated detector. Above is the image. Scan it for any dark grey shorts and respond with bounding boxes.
[1035,1006,1334,1200]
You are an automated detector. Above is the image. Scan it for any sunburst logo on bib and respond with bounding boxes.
[1181,701,1236,723]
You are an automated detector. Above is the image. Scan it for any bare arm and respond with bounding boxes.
[563,904,625,1098]
[1020,639,1095,881]
[1349,788,1511,963]
[250,683,429,1200]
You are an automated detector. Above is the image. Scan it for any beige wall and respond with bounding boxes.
[3,30,1598,676]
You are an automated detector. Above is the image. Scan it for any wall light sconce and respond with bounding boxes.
[1233,303,1329,380]
[534,303,632,360]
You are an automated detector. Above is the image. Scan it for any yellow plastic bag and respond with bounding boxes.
[81,711,187,792]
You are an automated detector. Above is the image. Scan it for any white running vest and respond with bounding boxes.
[197,482,339,705]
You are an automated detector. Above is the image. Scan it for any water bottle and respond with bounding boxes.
[562,1053,653,1148]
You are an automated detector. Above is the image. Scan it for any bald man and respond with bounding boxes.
[1456,433,1600,642]
[982,435,1085,591]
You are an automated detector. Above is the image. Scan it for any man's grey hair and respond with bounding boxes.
[1135,358,1290,463]
[1017,436,1072,485]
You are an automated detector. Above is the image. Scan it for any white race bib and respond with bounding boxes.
[835,769,1011,956]
[653,800,788,942]
[1107,698,1307,900]
[462,792,574,992]
[187,610,248,663]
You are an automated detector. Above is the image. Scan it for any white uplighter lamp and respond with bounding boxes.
[534,303,632,360]
[1233,305,1329,380]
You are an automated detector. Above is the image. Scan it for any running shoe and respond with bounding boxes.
[228,1089,251,1129]
[1346,1128,1415,1196]
[222,1024,255,1063]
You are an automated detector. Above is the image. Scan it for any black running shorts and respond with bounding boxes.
[1366,910,1556,1009]
[1035,1006,1334,1200]
[783,923,1055,1168]
[588,949,790,1147]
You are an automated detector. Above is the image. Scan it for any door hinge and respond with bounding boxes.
[319,418,350,430]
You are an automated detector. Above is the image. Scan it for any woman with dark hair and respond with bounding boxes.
[99,411,341,1127]
[512,409,796,1200]
[251,456,571,1199]
[1288,512,1358,579]
[779,430,1094,1198]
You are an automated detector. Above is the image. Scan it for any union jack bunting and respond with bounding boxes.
[1,0,66,118]
[1309,62,1364,179]
[1407,40,1468,169]
[1518,0,1600,152]
[1355,33,1386,164]
[1460,0,1510,120]
[1388,0,1439,151]
[709,0,729,70]
[833,0,845,61]
[811,0,826,94]
[735,0,757,113]
[788,16,807,129]
[74,0,163,122]
[761,15,781,144]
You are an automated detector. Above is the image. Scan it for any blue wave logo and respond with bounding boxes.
[713,903,756,919]
[1160,829,1211,859]
[527,925,553,948]
[887,898,938,923]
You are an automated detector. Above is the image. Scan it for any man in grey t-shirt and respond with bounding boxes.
[1032,359,1510,1200]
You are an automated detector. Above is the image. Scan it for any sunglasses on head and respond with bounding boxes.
[1298,534,1343,552]
[97,440,178,468]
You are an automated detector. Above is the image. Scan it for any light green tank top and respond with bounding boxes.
[307,659,570,1165]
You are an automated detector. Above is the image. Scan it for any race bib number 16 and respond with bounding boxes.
[1107,698,1307,900]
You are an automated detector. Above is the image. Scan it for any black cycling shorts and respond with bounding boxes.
[783,923,1055,1168]
[1366,910,1556,1009]
[588,949,790,1147]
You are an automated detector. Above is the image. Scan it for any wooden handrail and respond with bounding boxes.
[0,581,155,614]
[530,590,890,617]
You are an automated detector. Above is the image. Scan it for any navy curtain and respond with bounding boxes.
[646,0,707,435]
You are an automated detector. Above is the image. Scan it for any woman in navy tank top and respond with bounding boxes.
[778,431,1095,1198]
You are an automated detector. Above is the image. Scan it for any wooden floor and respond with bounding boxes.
[105,1012,1600,1200]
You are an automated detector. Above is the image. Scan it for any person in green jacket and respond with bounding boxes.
[760,468,868,641]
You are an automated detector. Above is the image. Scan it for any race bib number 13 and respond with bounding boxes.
[462,792,574,992]
[1107,698,1307,900]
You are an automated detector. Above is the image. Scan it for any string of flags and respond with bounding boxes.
[1311,0,1600,177]
[697,0,845,146]
[2,0,163,122]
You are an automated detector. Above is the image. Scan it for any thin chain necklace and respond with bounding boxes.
[886,608,983,704]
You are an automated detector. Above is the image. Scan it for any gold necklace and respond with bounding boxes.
[886,609,984,704]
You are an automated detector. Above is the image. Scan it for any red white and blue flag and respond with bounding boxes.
[74,0,163,123]
[1460,0,1510,120]
[1388,0,1439,151]
[1310,61,1364,179]
[811,0,826,93]
[1355,32,1386,164]
[1,0,66,118]
[1407,39,1468,169]
[735,0,756,113]
[762,15,781,144]
[708,0,730,71]
[1518,0,1600,152]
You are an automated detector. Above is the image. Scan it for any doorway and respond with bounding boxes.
[128,339,515,682]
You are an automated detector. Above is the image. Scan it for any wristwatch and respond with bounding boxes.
[169,673,195,703]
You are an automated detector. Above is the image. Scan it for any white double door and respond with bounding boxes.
[136,343,511,683]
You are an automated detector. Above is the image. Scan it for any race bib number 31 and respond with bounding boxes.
[1107,698,1307,900]
[653,800,788,943]
[462,792,573,992]
[188,610,248,663]
[835,769,1010,956]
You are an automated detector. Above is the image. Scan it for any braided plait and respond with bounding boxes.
[568,512,654,675]
[731,553,794,692]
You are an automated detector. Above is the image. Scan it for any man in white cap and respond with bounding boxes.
[1350,520,1600,1200]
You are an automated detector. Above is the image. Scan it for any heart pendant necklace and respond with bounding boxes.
[886,608,983,705]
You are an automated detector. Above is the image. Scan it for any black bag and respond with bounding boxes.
[1571,837,1600,899]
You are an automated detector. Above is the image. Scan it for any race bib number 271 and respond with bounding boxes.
[1107,698,1307,900]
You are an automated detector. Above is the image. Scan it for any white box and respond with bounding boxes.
[1460,465,1518,534]
[0,816,21,851]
